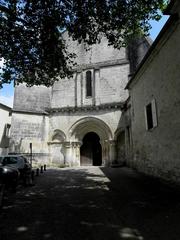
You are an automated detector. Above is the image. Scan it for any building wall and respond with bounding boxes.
[51,35,130,109]
[64,33,127,65]
[0,104,11,155]
[115,100,132,165]
[13,84,51,112]
[128,14,180,182]
[51,64,129,108]
[10,112,49,163]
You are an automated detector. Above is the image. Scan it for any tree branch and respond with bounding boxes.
[0,4,28,25]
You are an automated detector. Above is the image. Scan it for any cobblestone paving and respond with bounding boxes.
[0,167,180,240]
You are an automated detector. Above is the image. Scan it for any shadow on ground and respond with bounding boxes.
[0,167,180,240]
[101,167,180,240]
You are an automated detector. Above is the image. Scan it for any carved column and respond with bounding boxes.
[72,142,81,166]
[102,140,110,166]
[64,142,72,166]
[64,141,82,167]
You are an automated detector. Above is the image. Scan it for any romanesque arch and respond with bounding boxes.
[49,129,66,165]
[69,117,113,142]
[51,129,66,142]
[68,117,114,166]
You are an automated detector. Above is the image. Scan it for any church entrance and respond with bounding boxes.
[80,132,102,166]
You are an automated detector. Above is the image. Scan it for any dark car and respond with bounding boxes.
[0,155,31,177]
[0,164,20,208]
[0,155,32,186]
[0,164,20,188]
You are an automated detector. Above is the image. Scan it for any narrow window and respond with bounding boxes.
[86,71,92,97]
[4,124,11,137]
[146,103,153,130]
[145,99,158,130]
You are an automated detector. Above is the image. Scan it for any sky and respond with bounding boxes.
[0,15,169,108]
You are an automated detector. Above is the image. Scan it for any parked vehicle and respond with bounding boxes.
[0,164,20,188]
[0,164,20,208]
[0,155,31,175]
[0,155,32,185]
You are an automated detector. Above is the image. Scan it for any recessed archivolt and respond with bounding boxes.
[51,129,66,142]
[69,117,113,142]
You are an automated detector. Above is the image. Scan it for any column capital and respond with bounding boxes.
[108,140,116,146]
[64,141,82,148]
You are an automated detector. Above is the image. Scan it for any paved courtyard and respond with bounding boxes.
[1,166,180,240]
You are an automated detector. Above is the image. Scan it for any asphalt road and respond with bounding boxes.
[0,167,180,240]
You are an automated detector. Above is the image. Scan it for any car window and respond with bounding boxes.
[3,157,18,164]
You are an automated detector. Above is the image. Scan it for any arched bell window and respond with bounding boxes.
[86,71,92,97]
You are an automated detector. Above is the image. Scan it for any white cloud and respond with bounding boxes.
[0,95,14,108]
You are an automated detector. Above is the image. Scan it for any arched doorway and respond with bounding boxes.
[69,117,113,166]
[80,132,102,166]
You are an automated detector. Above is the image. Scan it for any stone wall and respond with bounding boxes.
[13,84,51,112]
[64,33,127,66]
[128,13,180,182]
[10,112,49,163]
[51,63,129,108]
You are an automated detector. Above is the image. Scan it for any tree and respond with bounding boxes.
[0,0,166,88]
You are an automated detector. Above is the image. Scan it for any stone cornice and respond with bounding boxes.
[48,141,82,146]
[47,102,125,113]
[12,109,49,115]
[12,102,126,115]
[73,58,129,72]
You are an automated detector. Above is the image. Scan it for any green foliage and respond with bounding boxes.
[0,0,167,88]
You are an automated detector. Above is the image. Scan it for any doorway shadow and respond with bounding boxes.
[80,132,102,166]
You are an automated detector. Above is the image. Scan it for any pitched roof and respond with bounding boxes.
[0,102,12,111]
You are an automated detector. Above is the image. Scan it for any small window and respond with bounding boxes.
[145,99,158,130]
[5,124,11,137]
[86,71,92,97]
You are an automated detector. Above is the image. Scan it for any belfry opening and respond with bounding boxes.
[80,132,102,166]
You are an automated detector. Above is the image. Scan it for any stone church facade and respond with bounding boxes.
[10,35,150,167]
